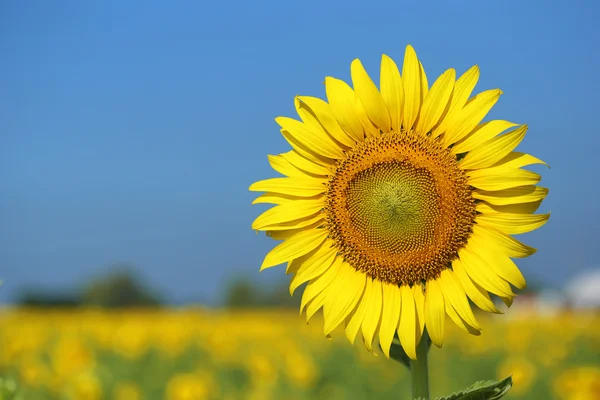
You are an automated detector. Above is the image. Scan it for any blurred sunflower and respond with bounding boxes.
[250,45,549,359]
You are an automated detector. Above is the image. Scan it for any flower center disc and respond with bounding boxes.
[325,131,476,286]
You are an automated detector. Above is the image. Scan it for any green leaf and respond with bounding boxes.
[437,376,513,400]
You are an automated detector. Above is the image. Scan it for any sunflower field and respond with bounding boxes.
[0,308,597,400]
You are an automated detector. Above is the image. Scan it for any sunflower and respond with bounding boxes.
[249,45,549,359]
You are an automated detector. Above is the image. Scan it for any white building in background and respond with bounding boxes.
[564,268,600,310]
[498,268,600,318]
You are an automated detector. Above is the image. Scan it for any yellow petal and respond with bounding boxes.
[458,248,514,297]
[296,96,356,148]
[301,257,343,316]
[452,258,500,313]
[460,125,528,170]
[252,199,323,230]
[380,54,404,133]
[443,89,502,147]
[354,95,380,138]
[286,260,299,274]
[473,186,548,206]
[261,228,328,271]
[451,65,479,108]
[252,192,322,205]
[439,269,480,330]
[476,199,543,215]
[249,177,326,197]
[425,278,445,348]
[351,59,391,131]
[281,150,332,176]
[491,152,549,169]
[416,69,455,135]
[304,290,327,322]
[413,284,425,336]
[295,96,348,149]
[378,282,401,358]
[325,77,364,142]
[444,296,481,335]
[402,45,421,130]
[265,220,322,241]
[452,120,518,154]
[501,295,514,308]
[433,65,480,137]
[398,285,419,359]
[281,129,333,167]
[468,167,541,191]
[323,263,366,335]
[361,278,383,351]
[268,154,307,177]
[420,61,428,98]
[261,214,324,234]
[276,117,343,159]
[466,237,526,289]
[477,212,550,235]
[345,290,368,344]
[289,241,338,295]
[252,193,288,205]
[472,224,537,258]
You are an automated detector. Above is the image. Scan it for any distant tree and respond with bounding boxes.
[15,266,162,308]
[260,283,301,308]
[82,268,162,308]
[223,279,260,308]
[223,277,300,308]
[17,290,81,307]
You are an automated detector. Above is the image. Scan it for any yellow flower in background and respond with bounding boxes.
[503,320,535,352]
[554,366,600,400]
[0,324,48,367]
[66,372,102,400]
[166,371,217,400]
[51,337,96,380]
[111,321,149,360]
[113,381,142,400]
[18,355,50,387]
[283,347,318,389]
[246,353,278,387]
[535,343,568,368]
[497,357,536,395]
[250,44,549,358]
[155,322,193,358]
[204,330,240,363]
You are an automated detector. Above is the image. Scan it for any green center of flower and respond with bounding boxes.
[346,162,440,254]
[324,131,476,286]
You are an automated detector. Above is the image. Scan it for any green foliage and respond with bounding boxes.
[224,280,260,308]
[82,268,162,308]
[16,266,163,308]
[17,291,81,307]
[223,277,301,308]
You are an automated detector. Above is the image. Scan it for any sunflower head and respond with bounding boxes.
[250,45,549,360]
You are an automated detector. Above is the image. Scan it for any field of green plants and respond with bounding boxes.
[0,308,598,399]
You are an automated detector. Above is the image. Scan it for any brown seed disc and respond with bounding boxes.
[324,130,476,286]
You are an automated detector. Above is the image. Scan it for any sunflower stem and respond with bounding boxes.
[411,329,430,399]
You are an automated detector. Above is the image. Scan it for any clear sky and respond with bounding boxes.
[1,0,598,304]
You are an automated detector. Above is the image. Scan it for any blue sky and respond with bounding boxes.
[1,0,598,304]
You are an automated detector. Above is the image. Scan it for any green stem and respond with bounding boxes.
[411,329,430,399]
